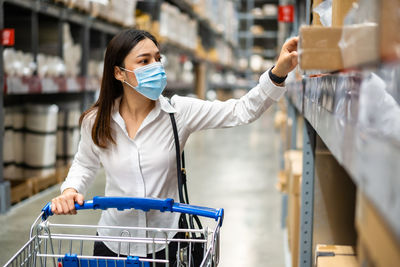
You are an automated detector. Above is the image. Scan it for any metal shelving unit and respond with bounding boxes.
[238,0,279,81]
[284,62,400,267]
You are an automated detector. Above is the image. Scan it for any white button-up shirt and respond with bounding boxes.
[61,70,286,256]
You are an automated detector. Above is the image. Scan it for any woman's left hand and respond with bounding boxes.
[272,37,299,78]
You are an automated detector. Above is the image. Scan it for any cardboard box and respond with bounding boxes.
[312,146,357,261]
[357,236,377,267]
[285,151,302,267]
[299,25,378,70]
[355,191,400,267]
[380,0,400,61]
[315,244,358,267]
[300,26,344,70]
[274,110,287,129]
[284,150,302,182]
[276,170,288,193]
[332,0,358,26]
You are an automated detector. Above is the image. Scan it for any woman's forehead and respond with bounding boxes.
[128,38,159,57]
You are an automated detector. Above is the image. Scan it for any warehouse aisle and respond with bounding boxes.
[0,107,284,266]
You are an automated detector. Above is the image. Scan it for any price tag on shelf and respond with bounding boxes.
[278,5,294,23]
[1,29,15,46]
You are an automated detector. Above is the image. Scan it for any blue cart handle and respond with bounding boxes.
[42,197,224,225]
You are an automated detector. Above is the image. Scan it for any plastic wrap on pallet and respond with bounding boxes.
[3,108,15,180]
[24,105,58,178]
[3,48,36,76]
[2,107,25,180]
[13,107,25,179]
[56,102,81,167]
[63,23,81,77]
[88,60,104,78]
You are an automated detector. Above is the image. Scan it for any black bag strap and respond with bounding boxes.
[169,113,186,204]
[169,113,203,232]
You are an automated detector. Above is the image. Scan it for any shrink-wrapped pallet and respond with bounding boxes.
[24,104,58,178]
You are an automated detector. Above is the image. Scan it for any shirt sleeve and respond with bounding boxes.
[60,113,101,195]
[172,68,286,133]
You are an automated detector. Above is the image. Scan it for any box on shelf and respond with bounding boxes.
[315,244,357,267]
[274,110,287,130]
[356,191,400,267]
[312,146,358,261]
[250,25,264,35]
[285,150,302,267]
[299,26,343,70]
[379,0,400,61]
[299,25,378,71]
[332,0,358,26]
[276,170,287,193]
[215,89,233,101]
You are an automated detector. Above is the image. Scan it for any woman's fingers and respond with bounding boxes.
[274,36,299,77]
[285,37,299,53]
[75,193,84,206]
[50,189,84,215]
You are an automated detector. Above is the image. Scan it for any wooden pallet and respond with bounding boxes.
[8,164,71,205]
[56,164,71,183]
[31,172,58,194]
[10,179,33,204]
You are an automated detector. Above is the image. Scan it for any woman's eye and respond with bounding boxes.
[156,57,162,62]
[140,59,148,64]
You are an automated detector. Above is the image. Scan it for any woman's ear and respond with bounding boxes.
[114,66,125,82]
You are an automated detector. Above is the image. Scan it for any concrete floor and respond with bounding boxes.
[0,108,284,266]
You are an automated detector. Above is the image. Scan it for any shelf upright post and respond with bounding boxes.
[31,0,39,70]
[288,100,297,149]
[299,119,316,267]
[81,17,91,111]
[58,10,64,59]
[0,0,10,214]
[245,0,254,81]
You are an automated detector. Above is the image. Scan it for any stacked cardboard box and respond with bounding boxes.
[356,191,400,267]
[285,150,303,267]
[300,0,399,71]
[299,24,378,71]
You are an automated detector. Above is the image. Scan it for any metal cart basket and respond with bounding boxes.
[4,197,224,267]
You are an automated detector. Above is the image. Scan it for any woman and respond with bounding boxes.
[51,29,298,263]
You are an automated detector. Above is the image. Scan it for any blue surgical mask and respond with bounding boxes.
[120,62,167,100]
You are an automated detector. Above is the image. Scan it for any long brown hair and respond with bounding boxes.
[80,29,159,148]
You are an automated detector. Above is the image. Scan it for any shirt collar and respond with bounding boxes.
[111,95,176,127]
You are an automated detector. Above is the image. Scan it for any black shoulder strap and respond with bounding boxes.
[169,113,187,204]
[169,112,203,232]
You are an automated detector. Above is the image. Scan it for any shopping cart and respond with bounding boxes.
[4,197,224,267]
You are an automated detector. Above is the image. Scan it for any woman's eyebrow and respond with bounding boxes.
[136,52,160,58]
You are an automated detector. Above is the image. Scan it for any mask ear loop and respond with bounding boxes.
[119,66,137,89]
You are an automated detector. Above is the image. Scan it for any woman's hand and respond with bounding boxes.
[273,37,299,78]
[51,188,84,215]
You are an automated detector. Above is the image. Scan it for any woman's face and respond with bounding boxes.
[115,38,162,87]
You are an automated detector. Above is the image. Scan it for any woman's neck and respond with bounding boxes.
[120,89,155,120]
